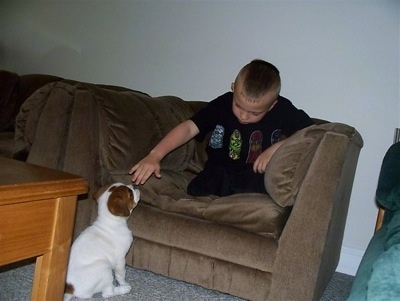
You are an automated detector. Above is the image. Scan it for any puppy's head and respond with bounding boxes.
[93,183,140,218]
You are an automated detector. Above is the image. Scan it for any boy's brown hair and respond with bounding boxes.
[237,59,281,99]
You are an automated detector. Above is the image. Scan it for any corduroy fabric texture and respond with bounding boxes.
[265,122,359,207]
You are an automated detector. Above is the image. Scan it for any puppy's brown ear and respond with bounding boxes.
[108,197,130,217]
[108,186,133,217]
[92,185,111,202]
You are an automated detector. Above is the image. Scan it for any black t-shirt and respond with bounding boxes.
[190,92,314,170]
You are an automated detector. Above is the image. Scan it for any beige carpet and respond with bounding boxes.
[0,260,353,300]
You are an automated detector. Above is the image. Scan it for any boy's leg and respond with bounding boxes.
[229,168,267,194]
[187,163,231,196]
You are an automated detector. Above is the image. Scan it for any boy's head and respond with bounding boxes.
[231,59,281,124]
[235,59,281,100]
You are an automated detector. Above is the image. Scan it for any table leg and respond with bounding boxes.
[30,195,77,301]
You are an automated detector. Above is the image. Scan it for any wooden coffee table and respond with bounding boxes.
[0,157,88,300]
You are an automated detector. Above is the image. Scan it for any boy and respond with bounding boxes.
[130,59,313,196]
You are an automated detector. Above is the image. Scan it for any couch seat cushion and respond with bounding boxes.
[111,170,291,239]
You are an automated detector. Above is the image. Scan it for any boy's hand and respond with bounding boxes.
[129,153,162,185]
[253,140,285,173]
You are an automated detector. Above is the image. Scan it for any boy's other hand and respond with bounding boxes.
[253,140,285,173]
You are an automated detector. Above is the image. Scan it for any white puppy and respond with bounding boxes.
[64,183,140,301]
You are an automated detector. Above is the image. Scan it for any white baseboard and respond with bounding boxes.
[336,245,365,276]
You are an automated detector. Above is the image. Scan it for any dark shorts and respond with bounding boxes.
[187,162,267,197]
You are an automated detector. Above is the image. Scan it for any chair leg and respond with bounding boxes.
[375,207,385,232]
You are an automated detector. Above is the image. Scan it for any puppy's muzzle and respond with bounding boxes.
[130,184,140,204]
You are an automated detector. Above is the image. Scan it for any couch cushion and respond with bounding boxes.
[95,87,196,173]
[14,81,69,159]
[111,170,291,239]
[14,81,197,173]
[265,123,358,207]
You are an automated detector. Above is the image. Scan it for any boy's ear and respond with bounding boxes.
[231,82,235,92]
[268,100,278,112]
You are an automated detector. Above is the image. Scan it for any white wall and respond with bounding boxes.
[1,0,399,275]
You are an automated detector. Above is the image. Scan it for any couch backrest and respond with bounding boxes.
[14,81,198,236]
[16,81,197,168]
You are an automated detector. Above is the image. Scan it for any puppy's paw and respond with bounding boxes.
[115,284,131,295]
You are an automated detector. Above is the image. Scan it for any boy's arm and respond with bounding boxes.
[130,120,199,185]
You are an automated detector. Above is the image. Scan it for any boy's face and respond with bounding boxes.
[231,79,278,124]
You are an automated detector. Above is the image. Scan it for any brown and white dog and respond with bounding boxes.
[63,183,140,301]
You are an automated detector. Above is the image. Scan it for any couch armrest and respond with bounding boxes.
[0,71,63,132]
[269,126,363,301]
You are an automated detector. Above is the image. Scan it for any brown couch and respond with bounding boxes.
[4,74,363,301]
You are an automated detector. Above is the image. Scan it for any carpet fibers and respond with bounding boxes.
[0,260,353,300]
